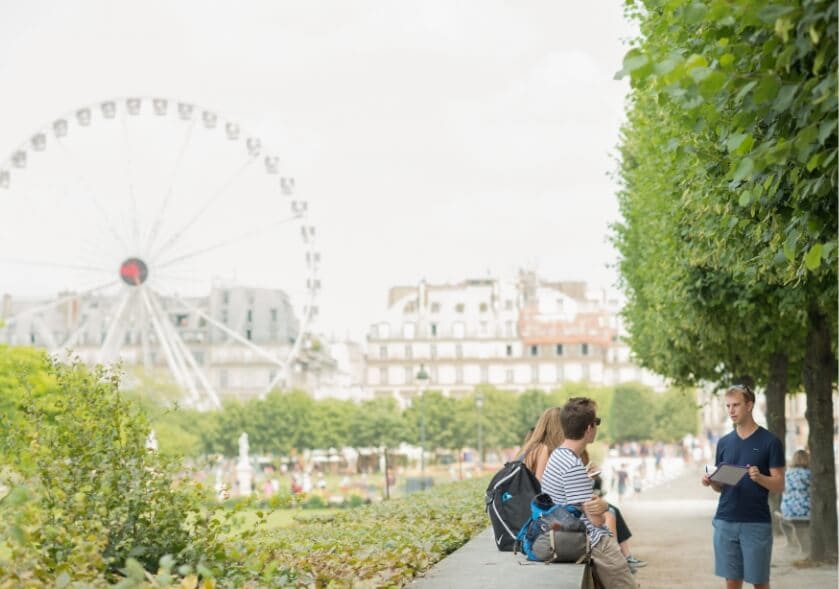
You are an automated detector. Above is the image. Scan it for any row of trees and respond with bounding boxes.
[614,0,836,561]
[133,380,698,459]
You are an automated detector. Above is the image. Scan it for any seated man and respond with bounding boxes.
[541,397,636,589]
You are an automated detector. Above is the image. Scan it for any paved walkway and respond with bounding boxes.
[617,464,837,589]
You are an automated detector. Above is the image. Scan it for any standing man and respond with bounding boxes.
[542,397,636,588]
[702,384,785,589]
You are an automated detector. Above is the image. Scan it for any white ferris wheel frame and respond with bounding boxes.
[0,96,321,409]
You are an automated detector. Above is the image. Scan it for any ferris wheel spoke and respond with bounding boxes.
[54,138,133,253]
[155,214,298,271]
[140,287,191,393]
[1,280,120,326]
[148,290,220,409]
[143,117,198,256]
[120,111,143,252]
[150,155,258,261]
[166,292,284,367]
[97,289,132,364]
[0,257,112,274]
[147,291,202,406]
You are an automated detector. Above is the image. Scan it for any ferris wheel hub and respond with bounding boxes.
[119,257,149,286]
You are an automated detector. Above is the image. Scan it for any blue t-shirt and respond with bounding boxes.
[714,426,784,523]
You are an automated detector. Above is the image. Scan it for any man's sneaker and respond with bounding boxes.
[626,555,647,569]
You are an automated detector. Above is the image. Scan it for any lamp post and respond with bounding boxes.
[415,364,429,478]
[476,392,484,472]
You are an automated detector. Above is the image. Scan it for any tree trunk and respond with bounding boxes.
[802,309,838,563]
[764,351,787,536]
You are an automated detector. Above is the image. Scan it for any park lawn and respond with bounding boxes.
[230,507,339,532]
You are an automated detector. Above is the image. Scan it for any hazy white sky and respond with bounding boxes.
[0,1,637,340]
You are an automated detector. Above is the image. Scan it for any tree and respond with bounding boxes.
[609,383,657,442]
[652,387,700,443]
[617,0,837,561]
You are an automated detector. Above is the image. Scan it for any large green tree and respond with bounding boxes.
[617,0,837,561]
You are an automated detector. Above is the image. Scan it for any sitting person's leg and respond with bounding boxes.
[590,536,637,589]
[609,504,647,569]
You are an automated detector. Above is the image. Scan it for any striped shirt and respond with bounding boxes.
[541,446,609,547]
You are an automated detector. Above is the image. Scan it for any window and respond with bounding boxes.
[222,290,229,305]
[556,344,564,356]
[405,366,413,384]
[404,300,417,314]
[403,322,416,339]
[247,291,255,305]
[220,370,228,387]
[246,329,252,341]
[456,365,463,383]
[430,302,441,313]
[455,303,465,314]
[270,308,278,322]
[430,323,438,337]
[378,323,390,338]
[505,300,514,311]
[379,367,388,384]
[379,345,388,359]
[531,364,540,383]
[480,365,489,383]
[505,321,515,337]
[581,343,590,356]
[247,309,253,322]
[370,324,379,338]
[505,369,514,384]
[453,322,465,338]
[479,302,489,313]
[505,344,513,357]
[221,309,228,323]
[405,344,413,360]
[480,321,488,336]
[455,344,463,358]
[430,344,437,358]
[530,345,539,357]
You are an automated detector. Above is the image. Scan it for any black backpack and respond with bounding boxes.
[484,453,541,551]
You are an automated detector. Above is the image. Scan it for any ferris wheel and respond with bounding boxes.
[0,97,321,409]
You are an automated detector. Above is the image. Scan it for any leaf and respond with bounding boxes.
[734,80,758,102]
[719,53,735,67]
[738,190,752,207]
[754,76,780,104]
[804,243,823,270]
[806,152,822,172]
[732,158,754,182]
[726,133,754,155]
[757,5,795,23]
[684,2,708,24]
[818,120,836,144]
[772,84,799,113]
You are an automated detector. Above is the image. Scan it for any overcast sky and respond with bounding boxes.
[0,1,637,340]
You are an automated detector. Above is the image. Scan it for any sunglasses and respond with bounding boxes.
[592,417,602,427]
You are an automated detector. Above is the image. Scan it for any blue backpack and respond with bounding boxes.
[515,493,590,563]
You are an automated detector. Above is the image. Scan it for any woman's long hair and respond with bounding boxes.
[521,407,564,465]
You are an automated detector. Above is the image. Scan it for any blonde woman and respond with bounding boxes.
[521,407,565,480]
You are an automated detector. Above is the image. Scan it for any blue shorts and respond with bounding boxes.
[712,518,773,584]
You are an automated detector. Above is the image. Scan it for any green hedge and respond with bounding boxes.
[0,352,490,588]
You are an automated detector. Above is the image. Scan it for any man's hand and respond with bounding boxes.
[747,465,785,494]
[582,495,607,526]
[702,473,722,493]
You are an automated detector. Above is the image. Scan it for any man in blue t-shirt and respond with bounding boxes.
[702,385,785,589]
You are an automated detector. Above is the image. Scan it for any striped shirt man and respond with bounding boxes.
[541,446,609,547]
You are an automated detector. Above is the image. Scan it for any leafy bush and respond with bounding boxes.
[0,360,232,584]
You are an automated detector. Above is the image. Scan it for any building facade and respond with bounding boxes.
[364,272,663,406]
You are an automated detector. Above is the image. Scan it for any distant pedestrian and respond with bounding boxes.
[702,384,784,589]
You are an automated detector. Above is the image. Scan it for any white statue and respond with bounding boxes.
[238,432,249,463]
[236,432,253,496]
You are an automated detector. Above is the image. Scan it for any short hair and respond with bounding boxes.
[726,384,755,405]
[560,397,597,440]
[792,449,810,468]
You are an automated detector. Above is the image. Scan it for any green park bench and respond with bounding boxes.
[407,527,588,589]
